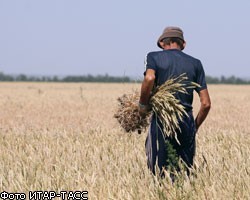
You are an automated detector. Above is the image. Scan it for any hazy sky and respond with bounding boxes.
[0,0,250,78]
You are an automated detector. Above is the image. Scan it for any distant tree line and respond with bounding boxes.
[205,75,250,84]
[0,72,130,83]
[0,72,250,84]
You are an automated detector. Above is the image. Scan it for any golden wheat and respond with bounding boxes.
[0,82,249,200]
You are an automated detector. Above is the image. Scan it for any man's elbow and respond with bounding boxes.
[202,102,211,112]
[144,74,155,83]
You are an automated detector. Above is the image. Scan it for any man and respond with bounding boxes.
[139,26,211,176]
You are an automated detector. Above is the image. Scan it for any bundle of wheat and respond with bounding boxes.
[150,73,199,142]
[114,91,150,133]
[114,73,199,138]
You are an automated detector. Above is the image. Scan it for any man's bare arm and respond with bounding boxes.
[139,69,155,113]
[195,89,211,131]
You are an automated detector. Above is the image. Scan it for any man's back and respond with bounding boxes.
[146,49,207,110]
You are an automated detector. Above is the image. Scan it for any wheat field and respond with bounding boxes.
[0,82,249,200]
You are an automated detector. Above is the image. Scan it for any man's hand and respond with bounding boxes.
[138,102,150,117]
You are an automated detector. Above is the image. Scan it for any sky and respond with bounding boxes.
[0,0,250,78]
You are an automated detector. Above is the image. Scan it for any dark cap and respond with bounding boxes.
[157,26,185,49]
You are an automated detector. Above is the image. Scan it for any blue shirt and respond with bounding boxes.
[145,49,207,111]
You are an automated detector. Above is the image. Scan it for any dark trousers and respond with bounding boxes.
[145,111,196,175]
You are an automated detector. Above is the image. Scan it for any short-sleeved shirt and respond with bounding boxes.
[144,49,207,111]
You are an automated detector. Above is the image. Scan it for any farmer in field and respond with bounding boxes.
[139,26,211,176]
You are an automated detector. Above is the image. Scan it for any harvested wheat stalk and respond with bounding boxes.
[114,91,149,133]
[150,74,199,142]
[114,73,200,138]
